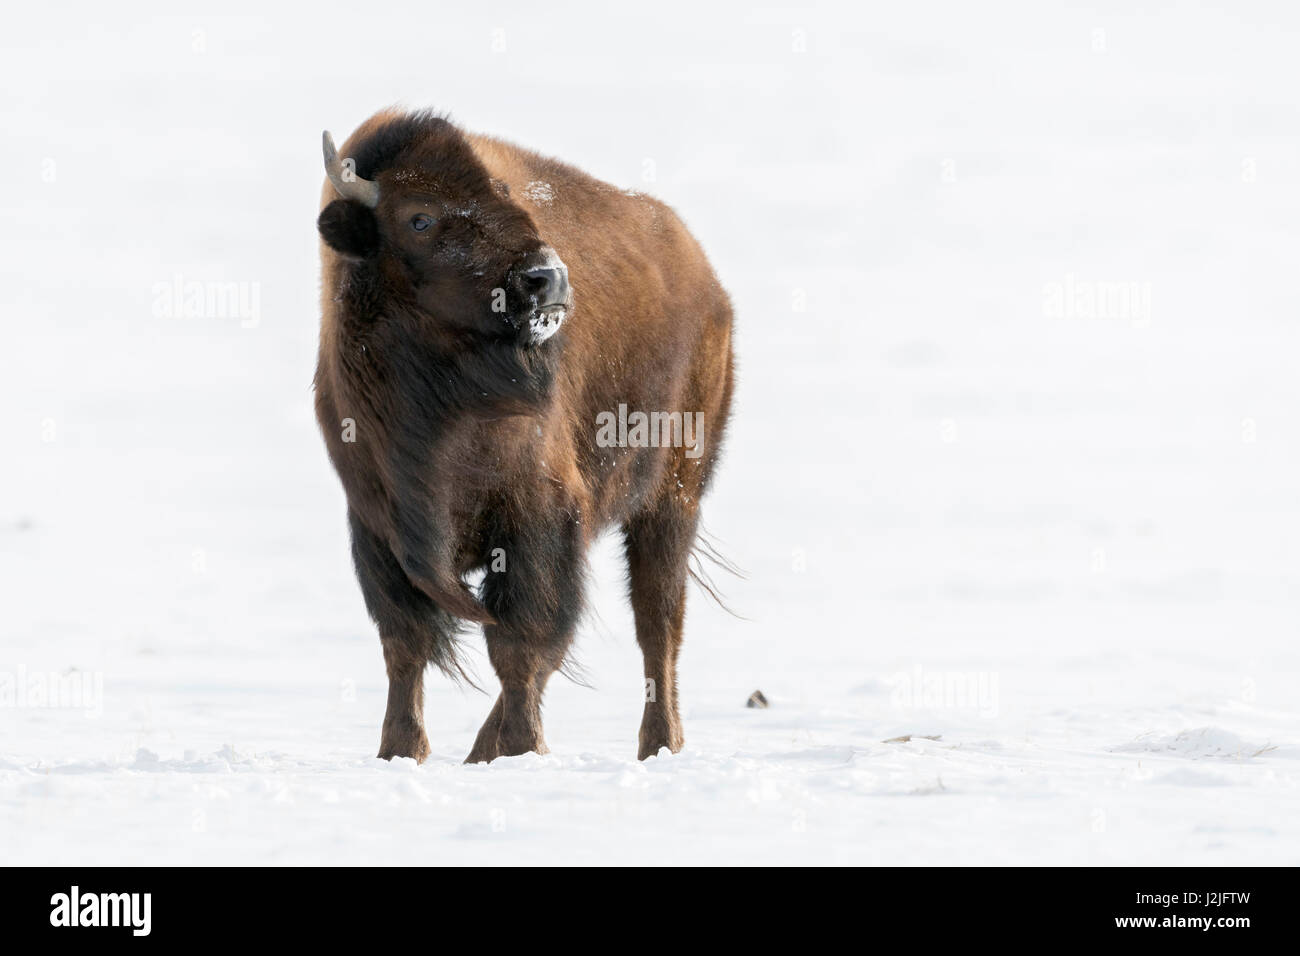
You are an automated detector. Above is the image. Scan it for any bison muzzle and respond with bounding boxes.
[314,109,735,763]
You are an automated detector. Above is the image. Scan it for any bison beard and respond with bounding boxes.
[314,109,735,763]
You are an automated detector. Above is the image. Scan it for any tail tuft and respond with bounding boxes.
[688,526,748,619]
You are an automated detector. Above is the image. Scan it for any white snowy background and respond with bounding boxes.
[3,0,1298,865]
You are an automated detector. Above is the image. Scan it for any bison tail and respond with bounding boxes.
[410,575,496,627]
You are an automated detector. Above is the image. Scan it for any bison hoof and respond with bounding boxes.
[637,731,684,761]
[638,707,683,760]
[637,742,683,761]
[464,735,549,765]
[378,722,430,764]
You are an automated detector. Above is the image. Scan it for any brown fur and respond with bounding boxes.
[315,109,734,762]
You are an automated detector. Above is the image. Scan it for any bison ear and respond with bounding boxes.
[318,199,379,260]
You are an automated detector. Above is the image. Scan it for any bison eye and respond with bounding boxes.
[411,214,435,232]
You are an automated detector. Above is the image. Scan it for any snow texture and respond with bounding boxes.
[523,181,555,204]
[2,1,1298,865]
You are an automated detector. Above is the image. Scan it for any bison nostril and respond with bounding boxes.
[521,266,569,307]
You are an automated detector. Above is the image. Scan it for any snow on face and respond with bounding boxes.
[522,247,568,343]
[528,307,564,342]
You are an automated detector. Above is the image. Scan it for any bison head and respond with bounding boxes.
[317,124,570,346]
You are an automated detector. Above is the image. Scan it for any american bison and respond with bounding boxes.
[314,109,735,763]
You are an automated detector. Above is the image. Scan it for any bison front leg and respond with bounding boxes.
[350,510,459,764]
[465,524,584,763]
[624,501,698,760]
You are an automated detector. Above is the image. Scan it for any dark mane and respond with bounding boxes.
[350,110,495,198]
[348,109,453,180]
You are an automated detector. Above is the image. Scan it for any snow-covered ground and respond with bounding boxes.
[3,1,1299,865]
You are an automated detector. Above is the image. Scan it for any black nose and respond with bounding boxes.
[520,264,570,308]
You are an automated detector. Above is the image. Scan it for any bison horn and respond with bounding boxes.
[322,131,380,208]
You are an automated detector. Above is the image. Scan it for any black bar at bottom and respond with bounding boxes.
[2,866,1286,942]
